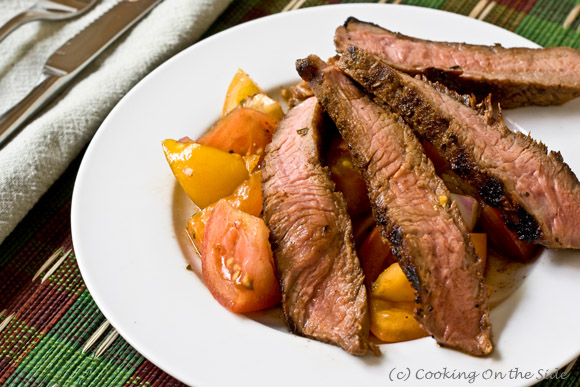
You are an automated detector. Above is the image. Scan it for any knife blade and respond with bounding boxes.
[0,0,163,149]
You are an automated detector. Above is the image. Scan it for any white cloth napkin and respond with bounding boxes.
[0,0,233,245]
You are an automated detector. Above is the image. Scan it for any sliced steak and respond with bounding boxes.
[261,97,376,356]
[335,17,580,108]
[339,46,580,250]
[296,56,492,356]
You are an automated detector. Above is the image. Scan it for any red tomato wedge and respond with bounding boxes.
[326,137,371,217]
[197,106,277,156]
[358,226,397,288]
[479,205,540,262]
[202,200,280,313]
[420,138,450,174]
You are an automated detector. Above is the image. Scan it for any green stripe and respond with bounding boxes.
[7,332,144,386]
[0,318,41,365]
[45,291,103,344]
[561,28,580,46]
[6,290,144,385]
[530,0,577,24]
[516,15,568,46]
[404,0,447,8]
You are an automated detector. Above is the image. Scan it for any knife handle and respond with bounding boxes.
[0,71,66,149]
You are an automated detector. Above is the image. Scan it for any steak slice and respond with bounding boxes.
[335,17,580,108]
[297,56,492,356]
[261,97,376,356]
[339,46,580,250]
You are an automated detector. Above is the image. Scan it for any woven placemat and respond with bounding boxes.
[1,1,580,386]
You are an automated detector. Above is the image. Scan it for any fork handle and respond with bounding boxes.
[0,71,66,149]
[0,11,43,43]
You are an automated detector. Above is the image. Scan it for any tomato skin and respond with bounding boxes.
[197,107,277,156]
[469,233,487,265]
[352,213,376,247]
[162,140,249,208]
[187,171,263,255]
[326,137,371,218]
[358,226,397,289]
[479,205,540,262]
[202,200,280,313]
[369,263,428,343]
[420,138,449,173]
[222,69,262,116]
[369,298,428,343]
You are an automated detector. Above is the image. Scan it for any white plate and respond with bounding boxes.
[71,4,580,387]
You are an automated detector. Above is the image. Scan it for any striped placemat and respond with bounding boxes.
[1,1,579,386]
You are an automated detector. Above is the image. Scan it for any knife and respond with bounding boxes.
[0,0,163,149]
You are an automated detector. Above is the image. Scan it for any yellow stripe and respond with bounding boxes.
[281,0,300,12]
[469,0,488,18]
[290,0,307,11]
[563,4,580,29]
[478,1,496,21]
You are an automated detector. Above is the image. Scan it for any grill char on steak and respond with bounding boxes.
[335,17,580,108]
[261,97,376,356]
[296,56,492,356]
[338,46,580,250]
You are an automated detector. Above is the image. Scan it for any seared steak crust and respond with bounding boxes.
[261,97,375,355]
[339,46,580,249]
[335,17,580,108]
[297,56,492,356]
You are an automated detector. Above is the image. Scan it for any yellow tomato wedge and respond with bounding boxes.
[244,154,260,173]
[162,139,248,208]
[370,298,428,343]
[470,233,487,261]
[369,262,428,343]
[187,171,263,254]
[222,69,263,116]
[245,93,284,121]
[371,262,415,303]
[222,68,284,121]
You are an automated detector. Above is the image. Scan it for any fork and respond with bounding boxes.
[0,0,98,43]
